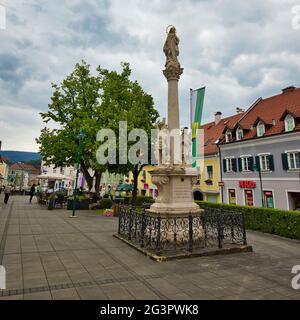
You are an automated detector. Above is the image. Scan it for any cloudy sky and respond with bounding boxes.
[1,0,300,151]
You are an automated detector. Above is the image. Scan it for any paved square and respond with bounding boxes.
[0,195,299,300]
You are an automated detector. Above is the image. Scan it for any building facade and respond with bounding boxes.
[193,111,245,202]
[40,163,76,191]
[8,163,39,190]
[128,165,158,198]
[0,157,9,188]
[220,86,300,211]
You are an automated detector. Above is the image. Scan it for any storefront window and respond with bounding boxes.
[244,189,254,206]
[228,189,236,205]
[264,191,274,208]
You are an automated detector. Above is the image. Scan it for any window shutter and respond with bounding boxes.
[223,159,227,173]
[281,153,288,170]
[249,157,254,171]
[232,158,237,172]
[238,158,242,172]
[255,156,260,171]
[268,155,274,171]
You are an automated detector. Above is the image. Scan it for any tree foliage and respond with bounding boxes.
[36,61,159,194]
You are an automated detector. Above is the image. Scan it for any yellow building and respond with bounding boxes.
[193,154,221,203]
[128,165,158,198]
[0,157,9,188]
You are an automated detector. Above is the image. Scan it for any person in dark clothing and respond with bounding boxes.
[29,184,36,203]
[4,185,12,204]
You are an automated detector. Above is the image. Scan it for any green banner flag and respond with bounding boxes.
[191,87,205,168]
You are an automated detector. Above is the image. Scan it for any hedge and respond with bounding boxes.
[195,201,300,241]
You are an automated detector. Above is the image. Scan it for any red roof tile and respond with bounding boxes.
[9,163,39,173]
[235,87,300,141]
[200,113,245,155]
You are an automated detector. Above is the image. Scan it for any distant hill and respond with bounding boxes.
[0,151,40,163]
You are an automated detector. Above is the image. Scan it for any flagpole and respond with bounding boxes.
[190,88,193,129]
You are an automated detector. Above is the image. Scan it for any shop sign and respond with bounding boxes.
[239,180,256,189]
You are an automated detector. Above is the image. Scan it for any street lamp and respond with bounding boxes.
[70,128,85,218]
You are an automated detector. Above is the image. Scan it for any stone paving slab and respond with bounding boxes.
[0,195,299,300]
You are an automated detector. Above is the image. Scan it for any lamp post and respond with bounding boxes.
[70,128,85,218]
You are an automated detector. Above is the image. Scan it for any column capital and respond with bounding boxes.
[163,64,183,81]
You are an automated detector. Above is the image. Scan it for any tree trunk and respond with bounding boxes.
[80,160,93,190]
[132,165,139,203]
[94,171,102,195]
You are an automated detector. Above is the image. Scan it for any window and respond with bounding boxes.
[236,127,243,140]
[257,121,265,137]
[241,157,251,171]
[226,158,233,172]
[284,114,295,132]
[259,155,270,171]
[264,191,274,208]
[287,152,300,169]
[225,130,232,142]
[244,190,254,206]
[228,189,236,205]
[206,165,213,180]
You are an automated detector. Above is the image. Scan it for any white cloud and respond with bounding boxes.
[0,0,299,151]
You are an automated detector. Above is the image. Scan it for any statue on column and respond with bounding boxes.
[163,26,180,68]
[163,26,183,80]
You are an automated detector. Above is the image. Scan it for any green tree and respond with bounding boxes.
[37,61,159,196]
[98,63,159,201]
[37,61,105,192]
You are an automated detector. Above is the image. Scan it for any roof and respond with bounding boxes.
[200,112,245,155]
[9,163,39,173]
[0,156,10,163]
[224,87,300,142]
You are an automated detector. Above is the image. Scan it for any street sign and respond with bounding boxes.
[218,181,225,187]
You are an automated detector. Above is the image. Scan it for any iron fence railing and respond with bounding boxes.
[118,205,247,256]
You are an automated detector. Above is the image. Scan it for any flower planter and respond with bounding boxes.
[48,199,55,210]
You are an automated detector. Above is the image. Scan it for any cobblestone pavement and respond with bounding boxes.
[0,195,299,300]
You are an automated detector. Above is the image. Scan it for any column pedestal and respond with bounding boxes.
[147,166,202,217]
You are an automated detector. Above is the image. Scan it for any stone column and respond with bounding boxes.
[163,65,183,164]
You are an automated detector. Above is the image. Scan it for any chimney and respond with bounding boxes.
[236,107,245,114]
[281,86,295,94]
[214,111,222,125]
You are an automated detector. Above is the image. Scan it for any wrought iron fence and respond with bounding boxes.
[118,206,247,256]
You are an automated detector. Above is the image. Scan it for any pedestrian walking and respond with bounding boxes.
[4,184,12,204]
[29,184,36,203]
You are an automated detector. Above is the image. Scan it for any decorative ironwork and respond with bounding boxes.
[118,206,248,256]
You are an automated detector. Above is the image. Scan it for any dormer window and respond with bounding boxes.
[225,130,232,142]
[284,114,295,132]
[257,121,265,137]
[236,127,243,141]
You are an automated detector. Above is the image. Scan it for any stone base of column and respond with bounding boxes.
[147,165,203,217]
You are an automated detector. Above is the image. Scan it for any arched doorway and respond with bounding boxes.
[193,190,203,201]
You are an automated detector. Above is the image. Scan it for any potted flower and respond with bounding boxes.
[48,194,56,210]
[204,179,213,185]
[104,209,113,217]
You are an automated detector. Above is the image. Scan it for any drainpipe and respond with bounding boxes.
[217,143,224,203]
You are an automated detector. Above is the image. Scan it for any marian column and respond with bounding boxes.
[163,26,183,164]
[163,26,183,131]
[147,26,202,217]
